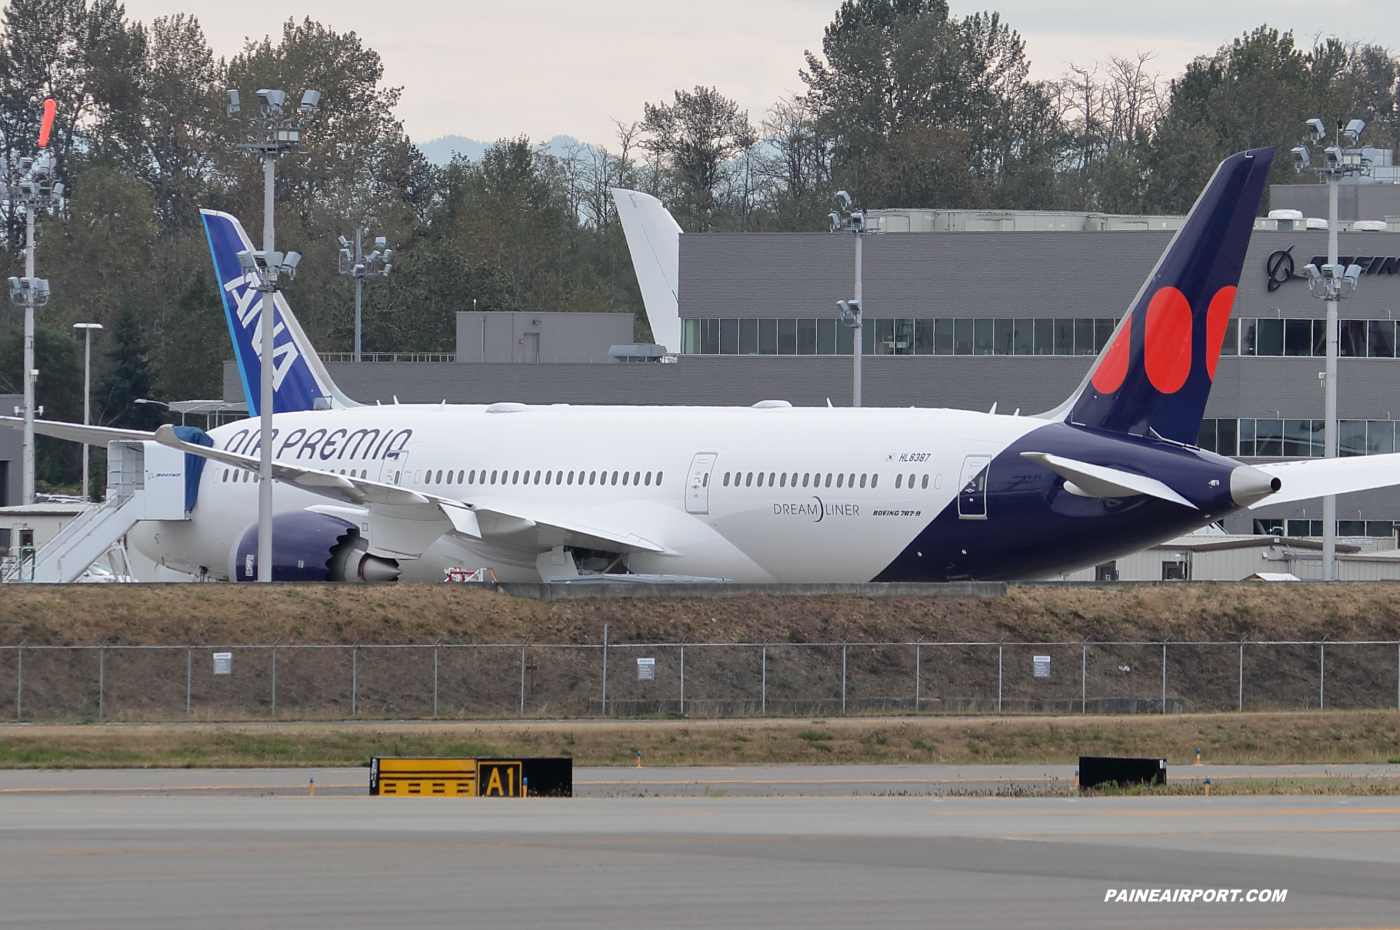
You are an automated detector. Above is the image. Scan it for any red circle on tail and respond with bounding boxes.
[1204,286,1236,380]
[1143,287,1192,394]
[1090,315,1132,394]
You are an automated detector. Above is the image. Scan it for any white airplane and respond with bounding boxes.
[11,146,1400,583]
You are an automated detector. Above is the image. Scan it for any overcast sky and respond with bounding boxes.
[121,0,1398,147]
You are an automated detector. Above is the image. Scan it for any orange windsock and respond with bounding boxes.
[38,99,55,148]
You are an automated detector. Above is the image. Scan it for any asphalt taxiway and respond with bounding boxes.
[2,767,1398,929]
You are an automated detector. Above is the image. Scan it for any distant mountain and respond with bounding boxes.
[416,134,587,166]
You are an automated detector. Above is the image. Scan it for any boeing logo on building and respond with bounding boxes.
[1268,246,1400,291]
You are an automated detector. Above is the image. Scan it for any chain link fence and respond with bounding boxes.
[2,639,1398,721]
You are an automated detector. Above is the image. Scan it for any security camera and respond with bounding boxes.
[1343,118,1365,145]
[1306,118,1326,143]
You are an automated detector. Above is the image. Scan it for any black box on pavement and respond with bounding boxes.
[1079,755,1165,790]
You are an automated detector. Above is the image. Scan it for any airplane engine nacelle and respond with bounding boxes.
[229,511,400,583]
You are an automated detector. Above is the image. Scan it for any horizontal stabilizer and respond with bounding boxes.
[1249,453,1400,508]
[1020,451,1197,509]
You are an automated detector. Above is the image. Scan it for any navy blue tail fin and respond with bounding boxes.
[1057,148,1274,444]
[201,209,358,415]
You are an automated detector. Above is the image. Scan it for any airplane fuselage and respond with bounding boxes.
[130,402,1241,583]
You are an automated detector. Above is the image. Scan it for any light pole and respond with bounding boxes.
[829,191,867,407]
[227,86,319,582]
[1292,118,1370,581]
[11,98,65,505]
[337,229,393,361]
[72,322,102,501]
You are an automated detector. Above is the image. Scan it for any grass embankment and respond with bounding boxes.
[2,711,1398,769]
[4,581,1400,646]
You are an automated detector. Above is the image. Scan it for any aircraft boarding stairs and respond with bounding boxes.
[5,439,189,583]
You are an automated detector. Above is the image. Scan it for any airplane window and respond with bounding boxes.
[490,470,498,485]
[703,473,709,487]
[836,474,844,488]
[923,474,930,489]
[394,471,401,484]
[779,473,787,488]
[363,470,368,479]
[757,473,764,487]
[589,471,597,485]
[534,470,541,484]
[895,474,903,489]
[645,472,652,486]
[849,473,856,488]
[222,470,228,482]
[768,472,776,486]
[634,471,641,486]
[436,470,443,483]
[622,471,630,486]
[512,470,520,484]
[907,473,914,489]
[871,474,878,488]
[860,474,867,489]
[745,472,753,487]
[556,471,563,484]
[656,472,663,485]
[466,470,474,484]
[456,470,463,483]
[567,471,574,485]
[791,473,798,487]
[413,470,422,484]
[824,473,832,488]
[611,470,619,485]
[802,474,809,487]
[723,472,730,487]
[545,471,552,485]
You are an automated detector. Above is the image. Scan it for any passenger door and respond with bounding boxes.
[685,453,718,515]
[957,454,992,520]
[379,449,410,486]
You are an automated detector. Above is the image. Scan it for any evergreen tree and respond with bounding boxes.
[97,303,161,429]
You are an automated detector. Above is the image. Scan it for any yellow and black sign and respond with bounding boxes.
[369,757,572,797]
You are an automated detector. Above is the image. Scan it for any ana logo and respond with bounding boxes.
[1266,247,1299,292]
[223,276,300,391]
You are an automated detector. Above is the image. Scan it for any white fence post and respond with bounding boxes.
[519,641,527,716]
[914,640,921,712]
[761,644,767,716]
[841,641,848,715]
[351,645,357,717]
[601,624,608,716]
[679,643,685,715]
[997,645,1003,713]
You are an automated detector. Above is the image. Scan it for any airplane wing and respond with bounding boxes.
[1248,452,1400,508]
[1020,451,1197,509]
[150,426,666,558]
[0,416,154,444]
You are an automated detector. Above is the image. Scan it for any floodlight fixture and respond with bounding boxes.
[338,235,350,248]
[828,211,841,233]
[1291,146,1310,171]
[850,211,865,233]
[299,89,321,118]
[835,190,852,210]
[226,89,240,118]
[1323,146,1342,170]
[1307,118,1326,142]
[1342,263,1363,291]
[257,89,286,114]
[282,251,302,277]
[1343,118,1365,145]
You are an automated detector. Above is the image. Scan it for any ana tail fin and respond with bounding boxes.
[612,188,681,353]
[1051,148,1274,444]
[200,209,358,415]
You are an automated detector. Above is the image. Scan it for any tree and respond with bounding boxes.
[801,0,1059,209]
[1146,27,1352,212]
[0,321,82,487]
[96,303,160,429]
[640,86,757,229]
